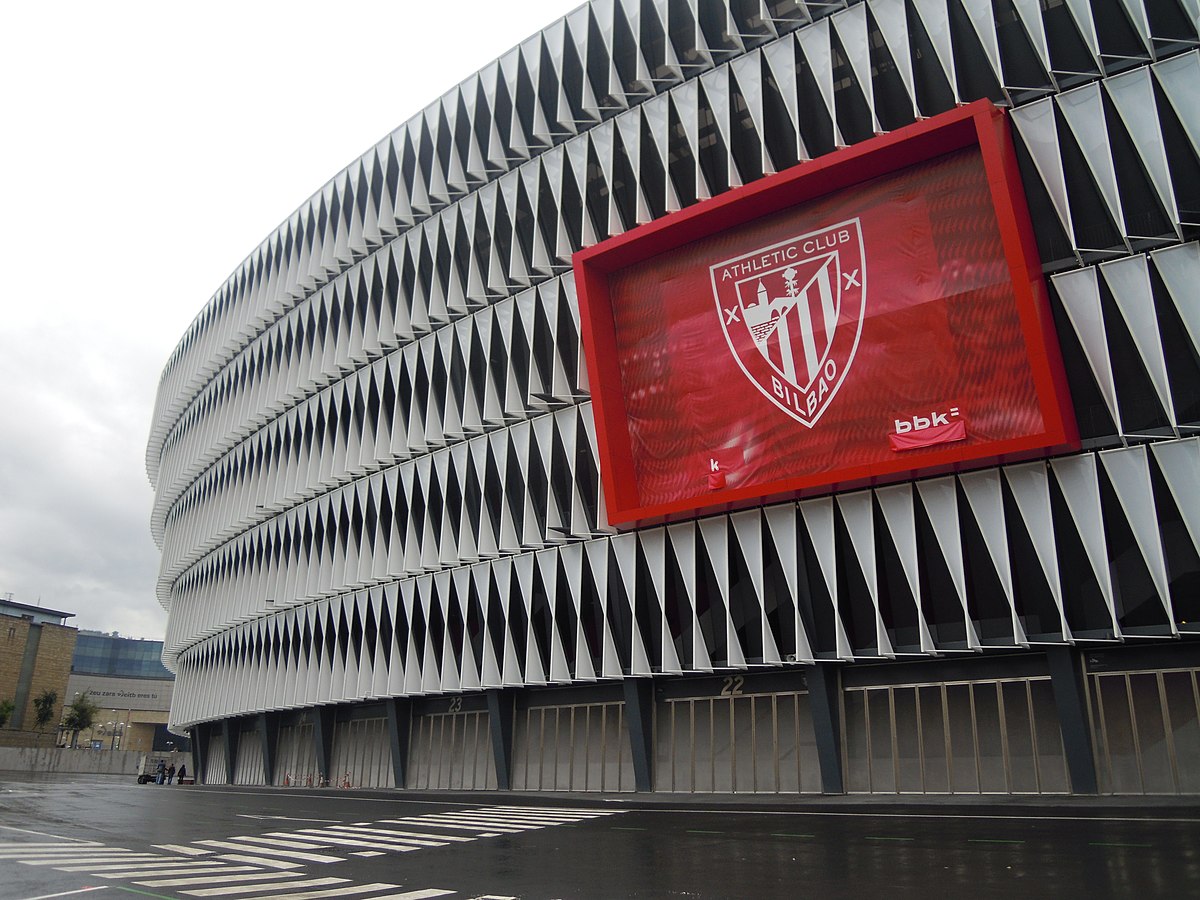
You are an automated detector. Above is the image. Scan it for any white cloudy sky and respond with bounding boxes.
[0,0,581,639]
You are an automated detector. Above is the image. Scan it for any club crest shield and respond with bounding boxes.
[710,219,866,428]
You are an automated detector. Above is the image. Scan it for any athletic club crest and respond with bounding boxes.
[710,219,866,428]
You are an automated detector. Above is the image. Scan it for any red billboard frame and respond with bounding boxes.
[573,100,1077,527]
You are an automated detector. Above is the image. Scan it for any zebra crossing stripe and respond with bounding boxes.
[198,839,343,863]
[493,807,608,817]
[236,883,401,900]
[137,871,310,888]
[322,827,447,848]
[155,843,213,855]
[54,859,203,871]
[482,809,607,823]
[94,865,260,879]
[332,825,474,843]
[219,835,334,851]
[366,891,455,900]
[179,876,351,896]
[216,853,304,868]
[420,819,534,832]
[0,842,103,849]
[381,819,502,835]
[464,813,579,826]
[0,848,119,857]
[281,831,418,852]
[413,815,532,832]
[0,847,137,856]
[17,853,156,864]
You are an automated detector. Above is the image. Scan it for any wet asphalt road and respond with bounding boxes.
[0,774,1197,900]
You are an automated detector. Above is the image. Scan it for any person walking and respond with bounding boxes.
[155,760,166,785]
[177,763,187,784]
[166,763,176,785]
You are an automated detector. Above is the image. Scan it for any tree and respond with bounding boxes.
[32,690,57,743]
[61,692,98,749]
[0,698,14,728]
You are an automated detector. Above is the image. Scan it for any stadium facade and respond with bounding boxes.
[148,0,1200,796]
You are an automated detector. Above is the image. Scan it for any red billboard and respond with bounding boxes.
[574,101,1076,526]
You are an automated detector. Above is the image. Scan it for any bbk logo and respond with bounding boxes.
[710,219,866,428]
[894,407,961,434]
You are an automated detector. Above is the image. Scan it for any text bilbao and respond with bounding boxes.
[605,147,1055,508]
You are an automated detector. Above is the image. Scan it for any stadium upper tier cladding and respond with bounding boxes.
[149,0,1200,797]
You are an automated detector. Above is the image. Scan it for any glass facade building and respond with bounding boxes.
[72,632,173,679]
[148,0,1200,796]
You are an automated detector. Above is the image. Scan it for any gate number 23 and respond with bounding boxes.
[720,675,744,696]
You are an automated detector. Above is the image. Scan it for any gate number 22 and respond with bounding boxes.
[720,675,744,696]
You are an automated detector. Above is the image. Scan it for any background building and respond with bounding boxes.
[0,595,76,748]
[148,0,1200,796]
[64,632,179,753]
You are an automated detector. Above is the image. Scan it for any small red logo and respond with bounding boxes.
[890,407,967,451]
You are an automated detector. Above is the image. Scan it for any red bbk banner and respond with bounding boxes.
[573,101,1077,526]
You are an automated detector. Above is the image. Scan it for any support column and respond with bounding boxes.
[487,689,514,790]
[806,663,844,794]
[1047,646,1099,794]
[623,678,655,792]
[385,698,412,790]
[313,706,337,786]
[193,725,209,785]
[258,713,279,787]
[223,719,240,786]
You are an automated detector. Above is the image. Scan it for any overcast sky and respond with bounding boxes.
[0,0,582,640]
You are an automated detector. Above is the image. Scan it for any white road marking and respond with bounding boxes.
[180,876,351,896]
[57,859,239,872]
[0,841,104,848]
[464,814,578,826]
[277,832,416,852]
[4,854,146,864]
[321,827,446,848]
[24,856,162,867]
[237,815,342,823]
[216,854,304,869]
[418,814,533,828]
[381,819,501,835]
[198,839,342,863]
[480,810,606,822]
[332,825,474,843]
[155,843,214,855]
[19,890,108,900]
[367,891,455,900]
[0,845,127,853]
[220,835,334,851]
[239,884,400,900]
[137,871,310,888]
[95,865,260,879]
[415,816,533,831]
[493,807,611,818]
[0,826,98,841]
[349,851,385,857]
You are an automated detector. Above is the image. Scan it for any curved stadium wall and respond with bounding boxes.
[148,0,1200,795]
